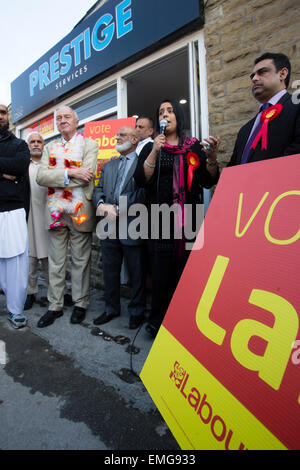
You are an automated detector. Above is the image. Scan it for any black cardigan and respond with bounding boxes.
[134,139,219,245]
[0,132,30,213]
[134,139,219,206]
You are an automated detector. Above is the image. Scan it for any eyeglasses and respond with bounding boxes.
[115,132,129,138]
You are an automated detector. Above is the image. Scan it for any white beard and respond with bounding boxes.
[115,140,132,153]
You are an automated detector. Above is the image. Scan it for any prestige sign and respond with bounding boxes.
[11,0,203,123]
[141,155,300,450]
[28,2,133,98]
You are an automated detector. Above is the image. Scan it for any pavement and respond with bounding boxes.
[0,280,179,451]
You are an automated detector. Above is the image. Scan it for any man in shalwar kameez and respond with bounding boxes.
[0,104,30,328]
[24,132,49,310]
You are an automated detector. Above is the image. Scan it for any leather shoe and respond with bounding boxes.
[93,312,120,326]
[24,294,36,310]
[129,314,145,329]
[37,310,63,328]
[70,306,86,324]
[145,323,159,338]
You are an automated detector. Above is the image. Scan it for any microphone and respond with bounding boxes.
[159,119,168,134]
[157,121,168,202]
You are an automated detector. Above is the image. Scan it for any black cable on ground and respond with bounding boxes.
[129,322,145,378]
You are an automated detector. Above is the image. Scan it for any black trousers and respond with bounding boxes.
[148,242,189,329]
[101,239,146,317]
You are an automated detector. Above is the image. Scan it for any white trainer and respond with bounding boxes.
[8,313,27,329]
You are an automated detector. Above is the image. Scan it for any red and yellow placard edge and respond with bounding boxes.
[141,325,288,451]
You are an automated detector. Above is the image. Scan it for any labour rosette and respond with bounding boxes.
[186,152,200,191]
[251,103,283,151]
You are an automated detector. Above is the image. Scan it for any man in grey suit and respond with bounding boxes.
[93,126,146,329]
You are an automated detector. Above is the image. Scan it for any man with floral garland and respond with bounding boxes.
[36,106,98,327]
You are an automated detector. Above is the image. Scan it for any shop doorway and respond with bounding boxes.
[126,47,192,134]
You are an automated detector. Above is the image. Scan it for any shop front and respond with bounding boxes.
[11,0,212,289]
[11,0,208,154]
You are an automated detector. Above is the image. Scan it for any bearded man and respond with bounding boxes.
[92,126,146,329]
[0,104,30,328]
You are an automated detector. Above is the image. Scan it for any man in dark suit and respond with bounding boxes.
[228,52,300,166]
[93,126,146,329]
[135,116,154,156]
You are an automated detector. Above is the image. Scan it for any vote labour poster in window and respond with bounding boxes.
[84,117,136,186]
[141,154,300,450]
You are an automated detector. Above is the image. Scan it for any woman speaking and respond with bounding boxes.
[134,99,220,337]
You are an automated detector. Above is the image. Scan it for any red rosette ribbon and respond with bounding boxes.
[186,152,200,191]
[251,103,283,151]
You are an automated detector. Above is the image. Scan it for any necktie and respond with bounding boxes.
[113,156,127,203]
[241,103,271,164]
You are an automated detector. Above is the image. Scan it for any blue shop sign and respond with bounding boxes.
[11,0,203,123]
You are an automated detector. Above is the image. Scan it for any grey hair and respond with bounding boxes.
[56,106,79,120]
[26,131,44,143]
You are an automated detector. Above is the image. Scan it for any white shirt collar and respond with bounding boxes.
[260,89,287,109]
[120,150,136,160]
[30,158,41,165]
[61,132,78,145]
[136,137,154,155]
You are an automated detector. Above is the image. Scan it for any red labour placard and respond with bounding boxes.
[142,154,300,450]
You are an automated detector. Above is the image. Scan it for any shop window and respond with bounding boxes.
[126,48,190,133]
[72,86,117,121]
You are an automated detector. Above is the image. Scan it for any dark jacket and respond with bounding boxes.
[134,138,219,245]
[93,154,145,245]
[227,92,300,166]
[0,131,30,213]
[134,139,219,205]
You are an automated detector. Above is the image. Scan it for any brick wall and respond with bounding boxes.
[204,0,300,166]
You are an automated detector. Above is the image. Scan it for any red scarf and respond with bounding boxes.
[164,137,197,260]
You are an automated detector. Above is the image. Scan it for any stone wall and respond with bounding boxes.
[204,0,300,166]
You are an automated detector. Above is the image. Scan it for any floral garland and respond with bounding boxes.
[47,133,86,228]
